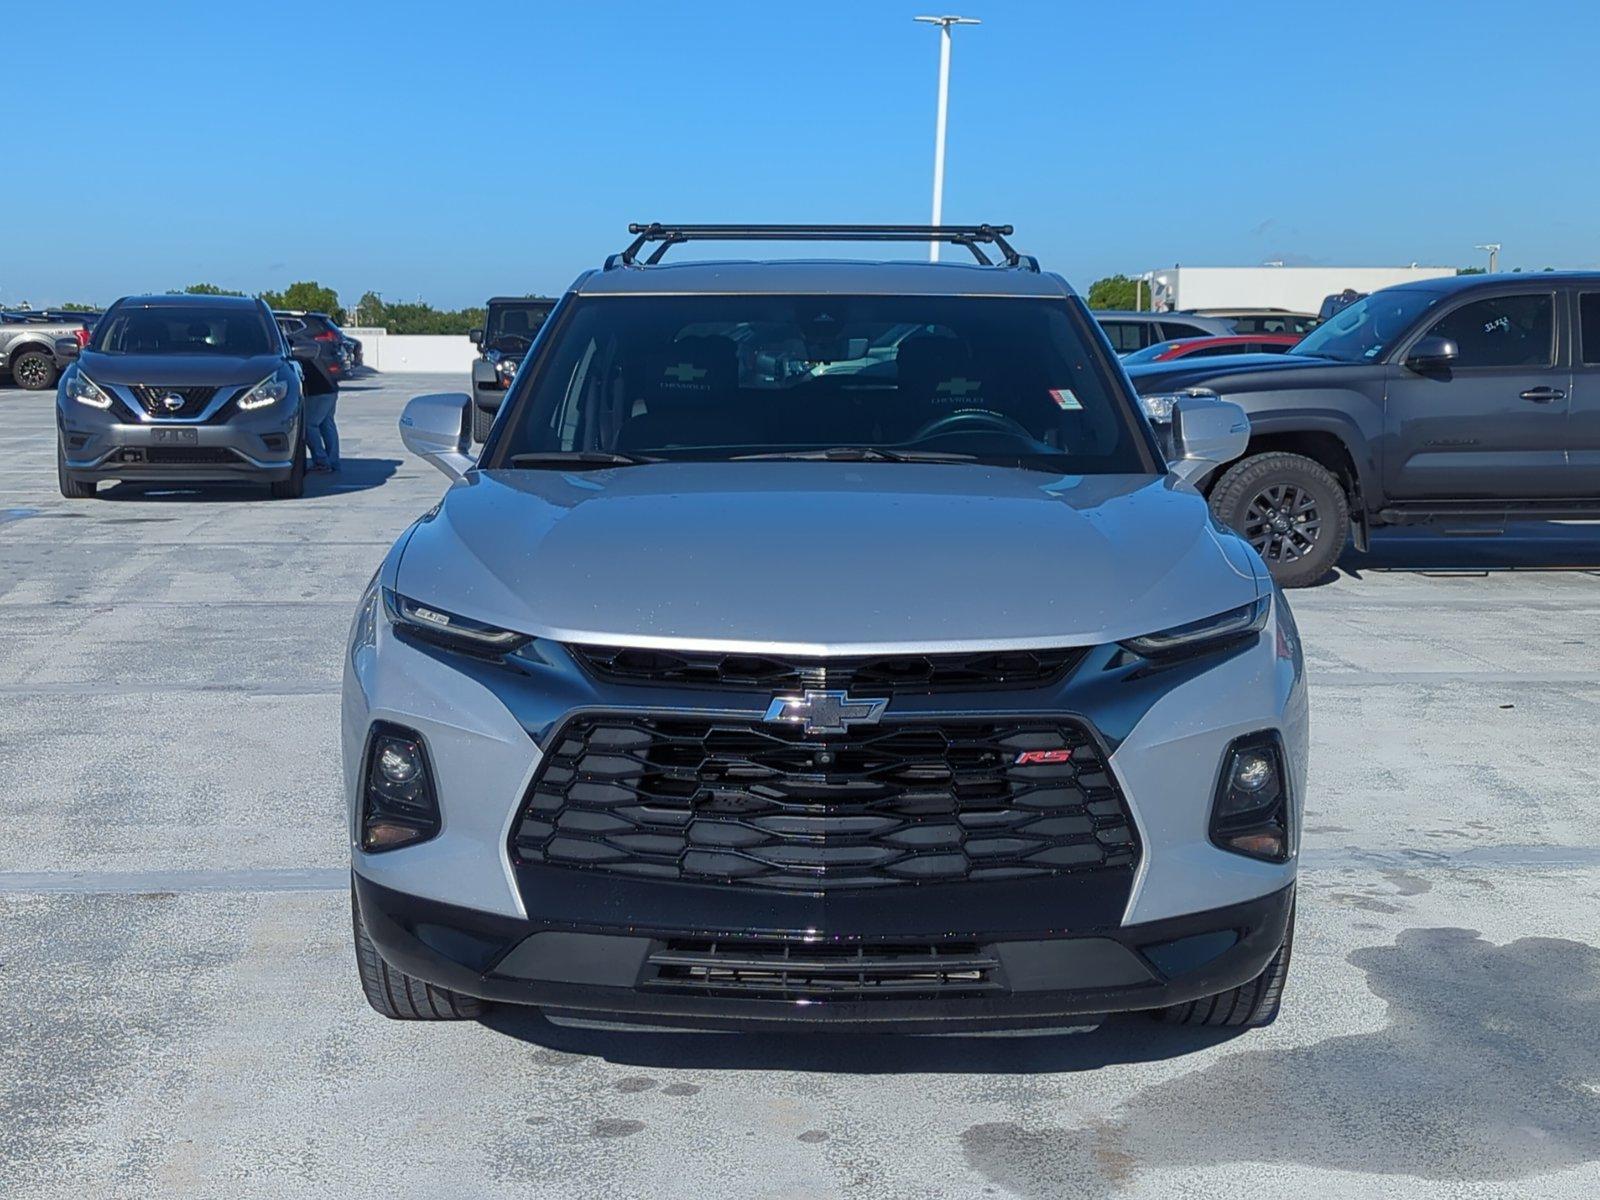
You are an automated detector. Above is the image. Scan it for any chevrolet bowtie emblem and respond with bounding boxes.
[764,690,888,736]
[663,362,708,382]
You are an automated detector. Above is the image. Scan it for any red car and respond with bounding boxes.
[1121,333,1302,364]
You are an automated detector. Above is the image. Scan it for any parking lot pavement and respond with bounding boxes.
[2,375,1599,1200]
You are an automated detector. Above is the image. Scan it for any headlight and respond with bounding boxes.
[1120,595,1270,659]
[237,374,289,411]
[1139,387,1215,424]
[496,358,520,377]
[383,589,529,655]
[65,371,112,409]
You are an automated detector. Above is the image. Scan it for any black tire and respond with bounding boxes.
[269,429,306,499]
[1208,451,1350,588]
[472,401,495,443]
[1154,905,1294,1028]
[57,440,97,499]
[11,349,57,391]
[351,885,484,1021]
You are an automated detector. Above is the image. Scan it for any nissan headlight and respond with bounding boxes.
[65,370,113,409]
[1120,595,1270,659]
[238,374,289,411]
[1139,387,1215,424]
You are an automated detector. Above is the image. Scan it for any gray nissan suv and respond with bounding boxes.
[55,293,324,499]
[346,224,1307,1035]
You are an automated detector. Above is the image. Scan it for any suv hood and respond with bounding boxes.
[395,463,1261,654]
[76,351,284,387]
[1126,352,1336,395]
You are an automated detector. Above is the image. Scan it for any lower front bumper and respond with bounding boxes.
[354,872,1294,1032]
[61,422,297,483]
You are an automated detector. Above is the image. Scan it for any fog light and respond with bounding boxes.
[1232,752,1273,793]
[1210,734,1290,863]
[377,743,420,784]
[361,724,441,852]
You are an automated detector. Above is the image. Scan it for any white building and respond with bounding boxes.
[1145,265,1457,314]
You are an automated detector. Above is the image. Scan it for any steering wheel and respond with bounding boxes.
[911,409,1034,443]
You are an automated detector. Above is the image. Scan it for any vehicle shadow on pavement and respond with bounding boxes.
[478,1008,1250,1075]
[95,456,401,501]
[1333,521,1600,581]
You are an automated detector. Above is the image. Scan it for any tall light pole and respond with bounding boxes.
[915,15,980,261]
[1475,242,1501,273]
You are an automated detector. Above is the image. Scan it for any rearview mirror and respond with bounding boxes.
[1405,335,1458,371]
[1170,396,1250,485]
[468,328,484,346]
[53,337,80,361]
[400,392,475,482]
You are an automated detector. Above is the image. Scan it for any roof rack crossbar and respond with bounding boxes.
[614,223,1031,269]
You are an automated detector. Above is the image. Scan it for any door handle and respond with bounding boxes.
[1519,387,1566,403]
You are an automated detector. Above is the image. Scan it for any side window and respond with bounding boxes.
[1099,321,1140,353]
[1579,294,1600,365]
[1424,294,1554,369]
[1190,343,1237,358]
[1160,321,1210,341]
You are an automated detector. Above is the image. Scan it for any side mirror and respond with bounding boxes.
[400,392,476,482]
[1170,396,1249,485]
[468,328,484,346]
[53,337,80,361]
[1405,335,1458,371]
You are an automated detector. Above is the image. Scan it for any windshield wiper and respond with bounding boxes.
[508,451,662,469]
[730,447,982,464]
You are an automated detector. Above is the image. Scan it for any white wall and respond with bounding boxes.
[1146,266,1458,313]
[345,328,477,374]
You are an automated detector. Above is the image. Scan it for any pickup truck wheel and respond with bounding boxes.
[472,402,495,442]
[351,885,485,1021]
[1154,903,1294,1028]
[11,349,57,391]
[1209,452,1349,588]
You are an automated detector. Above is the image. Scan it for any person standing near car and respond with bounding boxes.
[305,388,340,472]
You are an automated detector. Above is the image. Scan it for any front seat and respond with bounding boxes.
[618,335,759,451]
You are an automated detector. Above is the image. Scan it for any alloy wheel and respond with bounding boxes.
[1243,483,1321,563]
[14,355,49,388]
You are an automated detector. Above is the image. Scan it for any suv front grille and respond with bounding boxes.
[570,645,1085,693]
[128,385,218,419]
[644,938,1001,999]
[512,716,1139,891]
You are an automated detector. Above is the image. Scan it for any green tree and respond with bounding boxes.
[1456,267,1486,276]
[60,302,100,311]
[258,281,342,321]
[173,282,245,296]
[351,289,487,335]
[1086,274,1140,310]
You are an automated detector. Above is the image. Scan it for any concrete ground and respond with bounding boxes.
[2,372,1599,1199]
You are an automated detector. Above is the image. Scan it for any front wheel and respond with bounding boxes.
[472,402,495,442]
[351,886,485,1021]
[269,429,306,499]
[1208,451,1350,588]
[57,440,97,498]
[1154,903,1294,1027]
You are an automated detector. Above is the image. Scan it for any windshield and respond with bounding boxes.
[90,305,273,356]
[488,295,1153,475]
[485,301,554,353]
[1290,289,1441,363]
[1122,341,1180,365]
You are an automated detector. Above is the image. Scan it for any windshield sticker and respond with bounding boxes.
[1049,388,1083,410]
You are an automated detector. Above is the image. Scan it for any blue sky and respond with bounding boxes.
[8,0,1599,309]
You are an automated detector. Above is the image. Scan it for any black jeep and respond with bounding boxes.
[468,296,557,441]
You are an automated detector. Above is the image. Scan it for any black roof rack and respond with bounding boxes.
[609,223,1036,270]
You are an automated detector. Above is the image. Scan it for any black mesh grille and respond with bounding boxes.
[570,646,1085,693]
[645,938,1001,999]
[143,446,242,465]
[512,716,1139,891]
[128,385,217,418]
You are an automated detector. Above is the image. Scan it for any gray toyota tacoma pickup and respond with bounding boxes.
[1129,272,1600,586]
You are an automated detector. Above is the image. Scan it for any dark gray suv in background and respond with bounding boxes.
[55,294,319,499]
